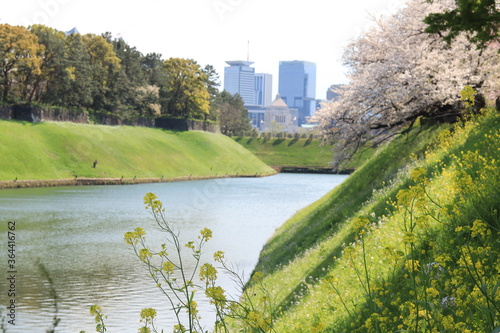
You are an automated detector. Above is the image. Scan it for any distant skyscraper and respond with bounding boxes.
[254,73,273,107]
[327,84,343,101]
[224,61,255,106]
[278,61,316,125]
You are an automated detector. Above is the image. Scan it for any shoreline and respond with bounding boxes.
[0,173,276,190]
[0,166,352,190]
[270,166,353,175]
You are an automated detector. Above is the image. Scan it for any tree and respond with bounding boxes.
[52,33,94,108]
[312,0,499,167]
[267,120,285,138]
[105,35,157,118]
[81,33,121,111]
[424,0,500,47]
[214,91,251,136]
[141,52,167,116]
[204,64,221,121]
[161,58,210,119]
[0,24,43,102]
[142,52,167,87]
[27,25,67,103]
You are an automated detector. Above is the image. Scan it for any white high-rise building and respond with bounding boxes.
[223,60,255,106]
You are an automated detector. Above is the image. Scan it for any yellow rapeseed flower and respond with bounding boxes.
[199,263,218,283]
[162,261,175,275]
[405,259,420,272]
[199,227,213,241]
[140,307,157,320]
[213,250,225,262]
[143,192,164,213]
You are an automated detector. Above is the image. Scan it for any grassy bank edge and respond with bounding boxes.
[0,173,276,190]
[0,120,275,186]
[241,109,500,332]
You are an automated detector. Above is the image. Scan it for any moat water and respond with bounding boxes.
[0,173,347,332]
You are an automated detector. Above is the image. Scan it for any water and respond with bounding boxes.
[0,173,347,332]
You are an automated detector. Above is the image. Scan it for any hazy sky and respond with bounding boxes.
[2,0,408,99]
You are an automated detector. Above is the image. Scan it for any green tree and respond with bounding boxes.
[204,64,221,122]
[214,91,251,136]
[52,33,94,108]
[105,34,156,118]
[81,33,121,111]
[161,58,210,119]
[424,0,500,47]
[203,65,220,101]
[267,120,285,137]
[27,25,67,103]
[142,52,167,87]
[0,24,43,102]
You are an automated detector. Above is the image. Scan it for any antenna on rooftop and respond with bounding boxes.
[247,40,250,62]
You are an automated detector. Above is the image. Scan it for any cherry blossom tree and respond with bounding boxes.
[313,0,499,168]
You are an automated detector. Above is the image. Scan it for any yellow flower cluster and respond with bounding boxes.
[162,261,175,275]
[199,263,217,283]
[213,250,225,262]
[124,227,146,245]
[205,286,227,307]
[140,307,157,321]
[143,192,164,213]
[199,227,213,241]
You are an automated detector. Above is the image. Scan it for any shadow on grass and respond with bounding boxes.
[272,139,285,146]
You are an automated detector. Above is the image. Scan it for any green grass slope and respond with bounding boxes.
[242,110,500,332]
[233,136,375,169]
[0,121,274,181]
[233,137,333,167]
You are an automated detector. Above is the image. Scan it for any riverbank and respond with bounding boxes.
[0,173,275,189]
[244,109,500,331]
[0,120,274,182]
[270,165,353,174]
[233,136,375,172]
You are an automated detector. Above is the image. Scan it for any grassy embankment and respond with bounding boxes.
[242,109,500,332]
[233,136,375,170]
[0,121,275,186]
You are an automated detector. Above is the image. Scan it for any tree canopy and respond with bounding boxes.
[0,24,43,102]
[213,91,252,136]
[0,23,217,123]
[313,0,499,167]
[162,58,210,119]
[424,0,500,47]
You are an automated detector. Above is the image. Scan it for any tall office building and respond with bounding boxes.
[254,73,273,107]
[224,60,255,106]
[278,61,316,125]
[224,60,274,130]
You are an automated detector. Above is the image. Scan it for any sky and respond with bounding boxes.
[2,0,408,100]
